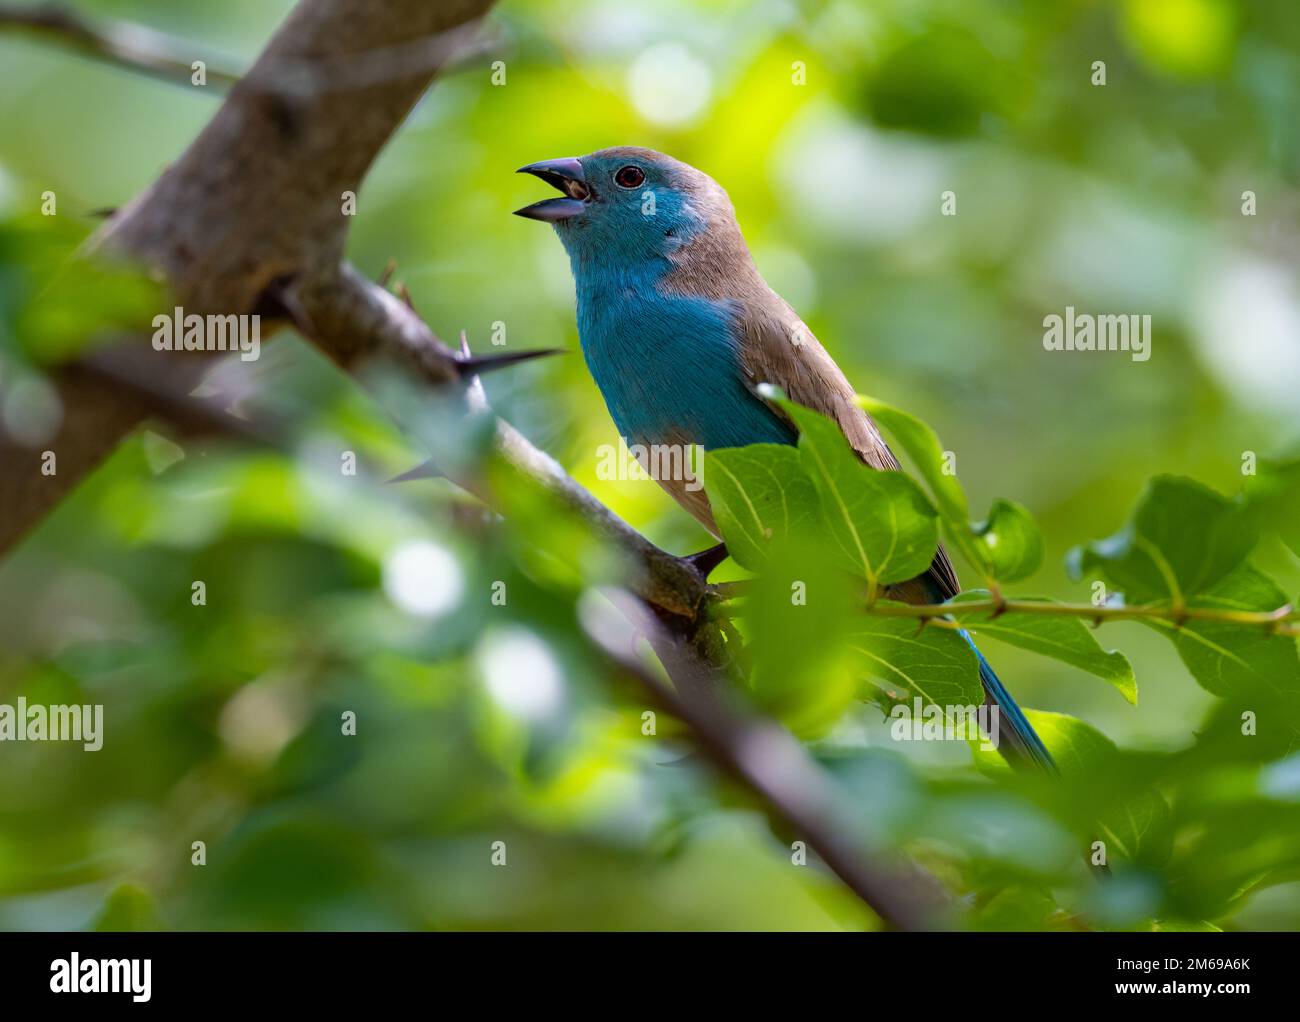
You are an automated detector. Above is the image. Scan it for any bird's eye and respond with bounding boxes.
[614,165,645,189]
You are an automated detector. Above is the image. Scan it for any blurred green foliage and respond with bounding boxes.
[0,0,1298,931]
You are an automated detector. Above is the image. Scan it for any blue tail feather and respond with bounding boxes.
[962,631,1055,772]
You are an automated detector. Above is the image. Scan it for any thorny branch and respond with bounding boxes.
[0,0,949,929]
[68,345,952,930]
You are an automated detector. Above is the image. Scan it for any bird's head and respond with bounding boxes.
[514,146,738,271]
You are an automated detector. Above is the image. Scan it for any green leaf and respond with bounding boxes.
[855,395,970,526]
[705,444,819,570]
[21,247,167,365]
[849,607,985,710]
[854,394,994,576]
[1013,711,1170,865]
[1094,790,1172,868]
[774,398,939,588]
[954,592,1137,703]
[973,499,1043,582]
[744,536,870,737]
[971,888,1061,931]
[1018,710,1114,776]
[1147,565,1300,705]
[92,882,164,932]
[1069,475,1258,603]
[1244,455,1300,556]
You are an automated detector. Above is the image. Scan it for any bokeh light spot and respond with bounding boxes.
[627,43,712,127]
[382,540,463,618]
[477,627,565,721]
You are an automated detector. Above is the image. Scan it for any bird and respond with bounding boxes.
[514,147,1053,771]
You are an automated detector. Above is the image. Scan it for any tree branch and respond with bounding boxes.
[0,0,496,554]
[0,1,501,92]
[859,595,1300,637]
[293,264,710,619]
[0,1,241,87]
[584,590,952,931]
[2,0,955,928]
[69,334,948,931]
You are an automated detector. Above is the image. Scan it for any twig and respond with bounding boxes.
[67,324,951,932]
[0,0,501,552]
[0,2,242,88]
[290,263,712,620]
[862,596,1300,635]
[2,0,955,927]
[583,589,953,931]
[0,1,501,94]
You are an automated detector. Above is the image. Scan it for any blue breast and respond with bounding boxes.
[574,263,796,451]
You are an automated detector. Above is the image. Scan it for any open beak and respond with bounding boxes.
[514,157,589,222]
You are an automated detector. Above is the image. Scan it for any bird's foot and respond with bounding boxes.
[684,542,729,580]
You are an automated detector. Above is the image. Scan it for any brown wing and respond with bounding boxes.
[736,296,961,602]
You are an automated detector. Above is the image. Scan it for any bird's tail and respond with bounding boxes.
[962,631,1055,772]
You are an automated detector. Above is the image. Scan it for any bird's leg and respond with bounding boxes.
[684,542,729,579]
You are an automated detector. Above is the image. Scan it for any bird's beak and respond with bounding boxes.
[514,157,589,222]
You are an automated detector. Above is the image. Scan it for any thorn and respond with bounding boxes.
[454,347,566,378]
[684,542,729,580]
[87,207,118,220]
[377,258,397,288]
[386,459,444,484]
[397,281,416,311]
